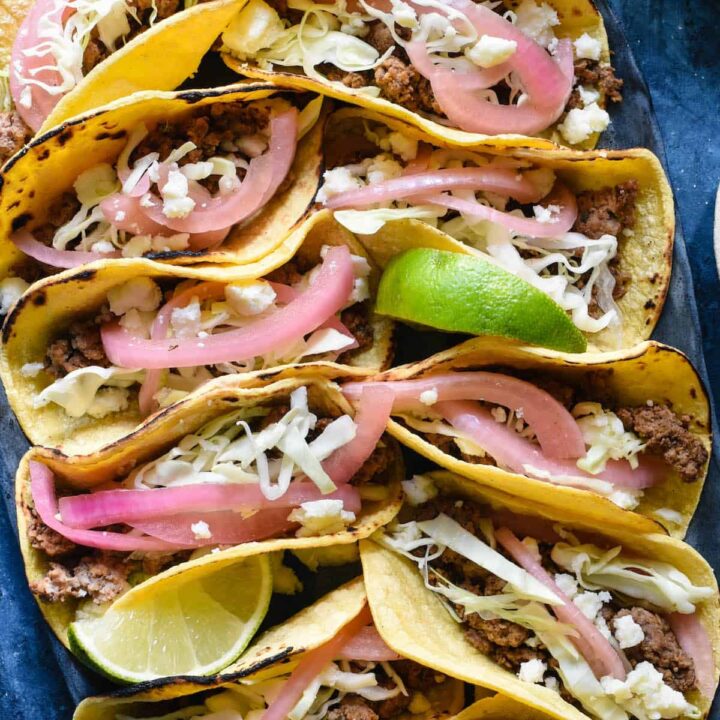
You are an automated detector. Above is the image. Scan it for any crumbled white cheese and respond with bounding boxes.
[119,308,155,339]
[86,387,131,418]
[554,572,579,599]
[316,166,364,203]
[366,155,404,185]
[387,131,418,161]
[608,489,641,510]
[514,1,559,47]
[578,85,601,106]
[121,235,152,258]
[225,281,277,316]
[491,406,508,423]
[161,169,195,219]
[532,204,561,224]
[288,500,356,537]
[191,520,212,540]
[518,658,547,684]
[467,35,517,68]
[90,240,115,254]
[0,277,29,314]
[181,161,214,181]
[150,233,191,253]
[558,103,610,145]
[170,300,202,339]
[574,32,602,61]
[301,328,356,356]
[20,362,45,377]
[544,675,559,692]
[419,388,438,406]
[573,590,612,621]
[613,614,645,649]
[401,475,438,506]
[601,662,699,719]
[107,277,162,316]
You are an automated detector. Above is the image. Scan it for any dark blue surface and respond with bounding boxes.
[0,2,718,718]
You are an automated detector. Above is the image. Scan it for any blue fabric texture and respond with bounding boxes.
[0,3,718,718]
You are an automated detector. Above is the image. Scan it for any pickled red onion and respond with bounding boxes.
[668,612,716,699]
[336,626,401,661]
[260,605,373,720]
[138,282,225,416]
[59,483,362,529]
[324,167,547,210]
[100,110,298,237]
[440,401,660,490]
[496,526,626,680]
[100,245,354,369]
[9,0,73,130]
[131,507,294,546]
[409,182,578,238]
[323,385,394,485]
[343,373,585,460]
[12,229,120,267]
[28,461,184,551]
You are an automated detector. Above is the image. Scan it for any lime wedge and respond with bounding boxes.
[376,248,587,353]
[68,554,272,683]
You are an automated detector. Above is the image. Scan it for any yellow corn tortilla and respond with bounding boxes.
[0,86,324,279]
[16,375,405,649]
[360,470,720,720]
[360,336,710,538]
[72,578,465,718]
[324,107,675,352]
[222,0,611,150]
[0,210,394,452]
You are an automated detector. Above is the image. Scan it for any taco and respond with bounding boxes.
[1,210,394,452]
[16,374,404,653]
[0,0,246,158]
[361,470,720,720]
[318,108,674,351]
[221,0,622,150]
[0,85,325,290]
[72,578,468,719]
[342,337,711,538]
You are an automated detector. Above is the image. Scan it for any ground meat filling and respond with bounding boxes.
[616,405,708,482]
[30,553,131,604]
[611,608,696,693]
[0,111,32,166]
[339,302,375,361]
[45,308,113,378]
[573,180,639,240]
[326,661,448,720]
[566,59,623,112]
[26,507,77,557]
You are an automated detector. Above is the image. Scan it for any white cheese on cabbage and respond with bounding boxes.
[226,281,277,316]
[467,35,517,68]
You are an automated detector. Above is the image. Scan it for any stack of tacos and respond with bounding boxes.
[0,1,715,720]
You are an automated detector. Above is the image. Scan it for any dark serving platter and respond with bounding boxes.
[0,1,718,717]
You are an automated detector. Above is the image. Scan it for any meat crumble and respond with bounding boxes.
[572,180,639,240]
[45,308,113,378]
[0,111,31,166]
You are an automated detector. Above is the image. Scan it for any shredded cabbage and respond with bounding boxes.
[551,543,714,614]
[0,70,13,113]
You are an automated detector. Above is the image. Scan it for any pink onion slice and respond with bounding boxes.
[440,401,660,490]
[324,167,547,210]
[101,245,354,369]
[409,182,578,238]
[59,483,361,529]
[260,605,374,720]
[495,526,626,680]
[336,626,401,661]
[131,507,295,546]
[137,281,226,416]
[403,143,432,176]
[9,0,73,131]
[668,612,716,699]
[29,461,184,552]
[12,229,120,268]
[323,385,394,485]
[343,372,585,460]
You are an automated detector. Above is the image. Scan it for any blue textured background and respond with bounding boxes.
[0,1,718,718]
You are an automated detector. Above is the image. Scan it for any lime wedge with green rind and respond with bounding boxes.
[68,554,272,683]
[376,248,587,353]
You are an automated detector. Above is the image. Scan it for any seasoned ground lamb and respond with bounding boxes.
[33,192,82,248]
[26,507,76,557]
[340,302,375,359]
[0,111,31,166]
[616,404,708,482]
[573,180,639,239]
[373,56,442,116]
[31,553,131,604]
[45,310,113,377]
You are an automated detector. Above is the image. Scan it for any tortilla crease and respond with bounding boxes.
[323,107,674,352]
[358,336,710,538]
[16,375,405,649]
[223,0,610,151]
[0,85,325,280]
[360,470,720,720]
[0,210,395,453]
[71,578,465,719]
